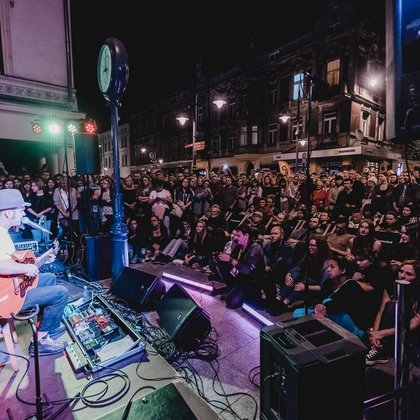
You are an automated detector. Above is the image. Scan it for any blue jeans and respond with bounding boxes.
[21,273,69,334]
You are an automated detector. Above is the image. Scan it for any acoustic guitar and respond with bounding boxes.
[0,240,59,318]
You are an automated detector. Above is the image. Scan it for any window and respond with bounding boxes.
[292,118,303,141]
[269,51,280,61]
[269,87,278,106]
[251,126,258,145]
[323,111,337,134]
[361,110,370,137]
[326,59,340,86]
[213,135,220,154]
[279,123,288,142]
[197,106,204,122]
[229,102,236,118]
[293,73,304,100]
[241,94,247,113]
[239,126,247,146]
[376,115,385,142]
[268,124,278,145]
[228,136,235,150]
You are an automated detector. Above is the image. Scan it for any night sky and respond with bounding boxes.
[70,0,331,130]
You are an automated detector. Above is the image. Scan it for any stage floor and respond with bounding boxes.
[1,261,420,419]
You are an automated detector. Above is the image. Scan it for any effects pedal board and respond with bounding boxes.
[63,294,146,373]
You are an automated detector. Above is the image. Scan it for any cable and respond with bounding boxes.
[248,365,260,388]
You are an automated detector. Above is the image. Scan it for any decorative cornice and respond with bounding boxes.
[0,75,78,109]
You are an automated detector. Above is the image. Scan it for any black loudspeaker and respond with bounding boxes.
[111,267,166,310]
[84,234,112,281]
[156,283,212,350]
[260,316,367,420]
[74,133,100,174]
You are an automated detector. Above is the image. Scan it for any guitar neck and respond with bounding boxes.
[35,245,57,268]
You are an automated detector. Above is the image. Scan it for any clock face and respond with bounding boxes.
[97,45,112,93]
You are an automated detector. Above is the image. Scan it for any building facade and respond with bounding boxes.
[128,1,405,176]
[0,0,84,175]
[99,123,131,178]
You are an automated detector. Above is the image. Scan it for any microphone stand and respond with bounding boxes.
[304,74,314,315]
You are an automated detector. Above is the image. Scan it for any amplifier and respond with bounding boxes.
[260,315,367,420]
[14,240,39,253]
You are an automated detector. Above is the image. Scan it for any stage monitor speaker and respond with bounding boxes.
[260,315,367,420]
[156,283,211,350]
[74,133,100,174]
[84,234,112,281]
[111,267,166,310]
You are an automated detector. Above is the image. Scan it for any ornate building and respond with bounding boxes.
[0,0,84,174]
[129,1,402,176]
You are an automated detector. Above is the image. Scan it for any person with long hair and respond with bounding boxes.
[26,178,53,248]
[145,214,169,261]
[366,260,420,365]
[184,220,211,268]
[347,219,382,262]
[275,234,330,312]
[136,175,153,218]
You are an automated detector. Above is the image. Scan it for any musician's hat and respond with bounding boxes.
[0,189,31,210]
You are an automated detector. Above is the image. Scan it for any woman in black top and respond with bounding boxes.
[184,220,211,268]
[26,178,53,247]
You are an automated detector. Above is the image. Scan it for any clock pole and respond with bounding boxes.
[97,37,130,281]
[109,99,129,280]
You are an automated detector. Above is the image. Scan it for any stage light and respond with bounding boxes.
[83,119,97,133]
[67,121,78,133]
[31,120,42,134]
[48,122,60,135]
[161,272,214,293]
[242,303,274,326]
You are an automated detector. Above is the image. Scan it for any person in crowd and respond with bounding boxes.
[149,180,172,234]
[26,178,53,248]
[347,219,382,262]
[371,172,393,215]
[334,178,361,219]
[128,218,145,264]
[173,177,194,219]
[145,214,170,260]
[311,179,329,211]
[21,180,32,200]
[192,177,213,220]
[220,175,238,213]
[135,174,153,218]
[154,217,193,263]
[209,225,264,309]
[347,209,363,235]
[314,250,384,340]
[326,215,355,257]
[260,226,294,314]
[391,171,420,214]
[206,204,229,237]
[98,177,114,233]
[247,178,262,206]
[53,176,78,238]
[184,220,211,269]
[274,234,330,313]
[122,175,137,220]
[0,189,68,356]
[366,260,420,365]
[328,175,343,211]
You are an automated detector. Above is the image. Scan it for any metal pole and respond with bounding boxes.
[295,78,301,171]
[394,279,411,420]
[304,75,313,315]
[192,92,198,173]
[110,100,128,280]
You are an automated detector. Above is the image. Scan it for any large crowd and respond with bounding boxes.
[1,160,420,366]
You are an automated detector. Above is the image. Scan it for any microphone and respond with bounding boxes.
[21,217,52,235]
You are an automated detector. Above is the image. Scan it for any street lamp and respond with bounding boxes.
[176,94,226,173]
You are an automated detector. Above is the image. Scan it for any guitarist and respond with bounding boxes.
[0,189,68,356]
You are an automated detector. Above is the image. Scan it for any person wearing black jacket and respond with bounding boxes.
[209,225,264,309]
[260,226,294,314]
